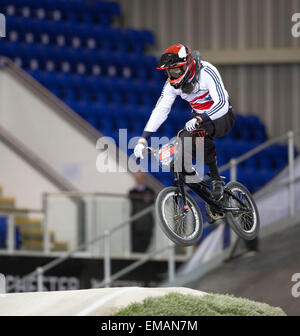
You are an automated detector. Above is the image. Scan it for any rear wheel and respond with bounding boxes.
[155,186,203,246]
[224,181,260,240]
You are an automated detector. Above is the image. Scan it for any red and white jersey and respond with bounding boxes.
[144,61,229,133]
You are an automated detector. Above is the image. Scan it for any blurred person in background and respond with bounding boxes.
[128,171,155,253]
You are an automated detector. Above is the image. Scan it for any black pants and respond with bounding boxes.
[179,107,236,169]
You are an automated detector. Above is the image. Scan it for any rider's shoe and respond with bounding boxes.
[184,167,201,184]
[211,178,225,200]
[205,203,225,225]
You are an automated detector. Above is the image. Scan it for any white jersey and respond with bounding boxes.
[144,61,230,133]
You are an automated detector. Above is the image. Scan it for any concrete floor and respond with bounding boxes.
[189,224,300,316]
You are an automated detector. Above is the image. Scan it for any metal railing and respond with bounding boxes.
[222,129,299,261]
[40,190,185,259]
[22,203,178,291]
[16,129,300,291]
[220,130,299,217]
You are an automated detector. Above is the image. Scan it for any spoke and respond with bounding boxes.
[178,218,186,237]
[162,194,197,239]
[229,188,255,232]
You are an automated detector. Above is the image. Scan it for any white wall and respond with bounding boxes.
[46,196,79,250]
[0,68,136,195]
[0,140,59,209]
[0,140,80,248]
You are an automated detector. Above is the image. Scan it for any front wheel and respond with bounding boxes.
[224,181,260,240]
[155,186,203,246]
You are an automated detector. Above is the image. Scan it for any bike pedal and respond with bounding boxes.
[213,193,224,201]
[213,214,225,221]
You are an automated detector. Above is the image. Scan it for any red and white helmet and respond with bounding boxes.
[157,43,196,89]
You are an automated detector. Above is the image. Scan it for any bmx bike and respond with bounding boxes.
[143,128,260,246]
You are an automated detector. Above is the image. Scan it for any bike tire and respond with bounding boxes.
[224,181,260,241]
[155,186,204,246]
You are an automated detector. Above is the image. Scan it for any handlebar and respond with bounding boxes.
[140,118,203,158]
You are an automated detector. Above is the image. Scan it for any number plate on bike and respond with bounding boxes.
[158,144,175,167]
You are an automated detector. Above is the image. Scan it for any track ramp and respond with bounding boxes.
[0,287,206,316]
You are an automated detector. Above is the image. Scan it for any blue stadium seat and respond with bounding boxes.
[106,1,121,16]
[125,92,139,106]
[268,144,288,168]
[86,116,98,128]
[245,156,258,169]
[124,29,145,53]
[258,151,273,170]
[99,117,113,134]
[0,216,21,249]
[253,124,267,142]
[241,168,257,192]
[216,153,227,166]
[140,29,155,45]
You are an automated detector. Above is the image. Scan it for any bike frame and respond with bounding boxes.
[144,129,251,215]
[183,176,248,213]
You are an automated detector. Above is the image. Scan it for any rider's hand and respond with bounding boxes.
[134,138,147,159]
[185,116,202,132]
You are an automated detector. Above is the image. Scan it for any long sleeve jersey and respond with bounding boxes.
[142,60,230,139]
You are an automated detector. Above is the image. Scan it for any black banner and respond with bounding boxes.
[0,316,293,334]
[0,255,182,292]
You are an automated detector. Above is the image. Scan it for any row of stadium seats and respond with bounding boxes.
[216,141,289,169]
[58,100,267,144]
[1,0,121,26]
[73,105,266,143]
[0,41,159,79]
[151,163,284,194]
[29,70,164,91]
[26,70,268,145]
[6,16,154,54]
[26,70,268,137]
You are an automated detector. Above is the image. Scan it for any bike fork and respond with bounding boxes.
[174,172,189,213]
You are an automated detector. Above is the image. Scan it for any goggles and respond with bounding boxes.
[166,65,187,79]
